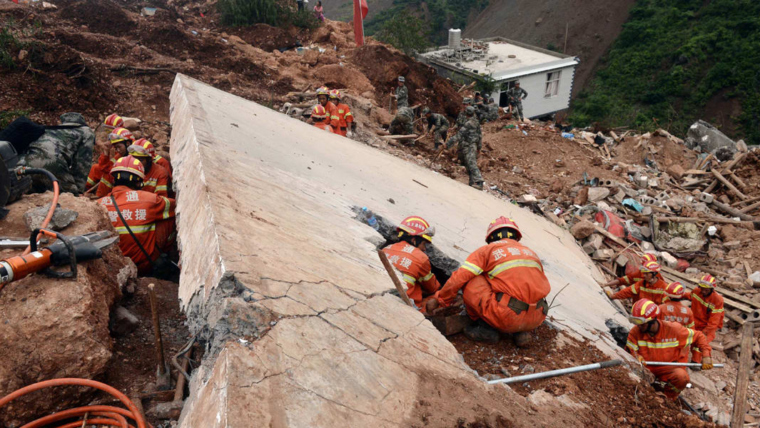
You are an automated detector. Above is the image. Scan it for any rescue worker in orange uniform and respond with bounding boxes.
[98,156,176,275]
[328,89,356,137]
[427,217,551,346]
[658,282,694,329]
[138,138,172,182]
[688,274,724,345]
[382,216,440,311]
[97,139,169,197]
[86,125,132,191]
[626,299,713,400]
[316,86,339,132]
[607,261,667,305]
[311,105,335,133]
[603,253,663,288]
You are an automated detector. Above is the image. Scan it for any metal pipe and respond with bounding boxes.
[487,360,622,385]
[645,362,724,368]
[147,283,166,375]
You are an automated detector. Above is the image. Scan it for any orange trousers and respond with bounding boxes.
[649,366,689,400]
[462,275,547,333]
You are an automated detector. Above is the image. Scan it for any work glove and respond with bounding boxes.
[346,131,354,138]
[637,355,647,366]
[701,357,713,371]
[605,288,614,298]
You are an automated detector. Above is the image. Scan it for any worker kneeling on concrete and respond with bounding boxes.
[98,156,176,276]
[428,217,551,345]
[382,216,440,311]
[626,299,713,400]
[607,261,667,305]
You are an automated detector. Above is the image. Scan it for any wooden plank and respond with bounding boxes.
[377,250,416,308]
[728,171,747,189]
[592,224,629,248]
[740,200,760,214]
[712,169,748,200]
[711,199,757,221]
[382,134,420,141]
[683,169,712,176]
[730,323,754,428]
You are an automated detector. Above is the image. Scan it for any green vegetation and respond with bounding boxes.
[570,0,760,144]
[1,24,21,69]
[365,0,489,46]
[374,15,430,55]
[0,110,30,130]
[474,73,496,95]
[217,0,320,29]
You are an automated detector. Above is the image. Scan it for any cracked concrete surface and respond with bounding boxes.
[169,74,632,427]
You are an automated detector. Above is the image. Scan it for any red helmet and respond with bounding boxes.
[629,299,660,325]
[640,261,661,274]
[485,216,522,242]
[127,138,154,158]
[664,282,686,299]
[397,216,435,243]
[698,273,716,289]
[111,155,145,180]
[133,138,156,157]
[311,104,327,119]
[329,89,341,99]
[103,113,124,129]
[108,127,134,145]
[641,253,657,264]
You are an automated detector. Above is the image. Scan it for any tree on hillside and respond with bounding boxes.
[375,15,430,55]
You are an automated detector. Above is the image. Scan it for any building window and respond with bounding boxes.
[545,71,561,98]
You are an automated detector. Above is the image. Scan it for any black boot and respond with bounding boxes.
[463,319,500,343]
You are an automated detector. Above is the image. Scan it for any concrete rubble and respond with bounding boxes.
[169,75,632,426]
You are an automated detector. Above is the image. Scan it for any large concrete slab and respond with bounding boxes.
[169,74,630,426]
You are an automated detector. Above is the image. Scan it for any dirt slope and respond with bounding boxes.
[464,0,636,96]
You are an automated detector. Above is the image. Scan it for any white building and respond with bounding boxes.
[420,35,580,119]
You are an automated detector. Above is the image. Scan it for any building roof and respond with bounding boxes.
[421,37,580,81]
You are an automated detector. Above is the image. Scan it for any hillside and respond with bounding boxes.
[463,0,636,97]
[570,0,760,145]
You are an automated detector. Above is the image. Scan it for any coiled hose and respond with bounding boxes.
[15,167,60,256]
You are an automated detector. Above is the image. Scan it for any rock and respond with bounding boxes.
[23,205,78,231]
[571,220,596,240]
[724,240,742,250]
[714,146,735,161]
[147,400,184,420]
[719,194,731,205]
[587,187,610,203]
[42,1,57,8]
[641,241,655,252]
[716,412,731,426]
[699,192,714,204]
[635,174,648,189]
[17,49,27,61]
[615,255,629,267]
[750,271,760,283]
[640,226,651,238]
[122,117,142,130]
[685,120,737,154]
[594,248,614,259]
[737,140,748,152]
[582,234,604,254]
[0,193,134,427]
[647,178,659,189]
[109,306,140,336]
[512,166,524,174]
[690,372,719,395]
[715,380,727,391]
[574,187,589,205]
[686,267,700,275]
[666,164,685,179]
[613,190,625,204]
[660,252,678,268]
[641,206,652,216]
[517,194,538,204]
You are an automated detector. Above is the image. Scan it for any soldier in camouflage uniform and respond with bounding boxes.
[447,106,484,190]
[392,76,409,109]
[389,106,415,135]
[17,112,95,194]
[507,81,528,121]
[423,107,449,150]
[455,98,473,128]
[485,98,500,122]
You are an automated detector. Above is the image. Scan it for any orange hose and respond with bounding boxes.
[22,181,60,256]
[22,406,133,428]
[0,378,146,428]
[55,418,125,428]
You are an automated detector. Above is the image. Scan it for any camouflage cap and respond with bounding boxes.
[465,106,475,115]
[462,97,472,105]
[398,76,405,82]
[60,112,87,126]
[422,107,431,115]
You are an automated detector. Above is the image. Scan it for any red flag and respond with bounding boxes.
[353,0,368,46]
[11,0,19,4]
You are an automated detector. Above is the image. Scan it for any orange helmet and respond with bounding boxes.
[127,138,154,158]
[640,261,661,274]
[397,216,435,243]
[641,253,657,264]
[664,282,686,299]
[311,104,327,119]
[485,216,522,242]
[133,138,156,157]
[108,127,134,145]
[316,86,330,96]
[103,113,124,129]
[698,273,716,289]
[111,155,145,180]
[629,299,660,325]
[329,89,341,99]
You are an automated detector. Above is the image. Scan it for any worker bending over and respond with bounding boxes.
[607,261,667,304]
[688,274,724,350]
[141,138,172,182]
[382,216,440,311]
[626,299,713,400]
[97,139,169,197]
[658,282,694,329]
[604,253,662,288]
[423,107,449,150]
[87,125,132,192]
[389,107,415,135]
[329,90,355,137]
[98,156,176,275]
[428,217,551,346]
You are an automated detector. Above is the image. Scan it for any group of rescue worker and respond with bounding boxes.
[308,87,356,137]
[86,114,176,276]
[383,213,723,401]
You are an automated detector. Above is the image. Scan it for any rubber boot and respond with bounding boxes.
[463,319,500,343]
[513,331,531,348]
